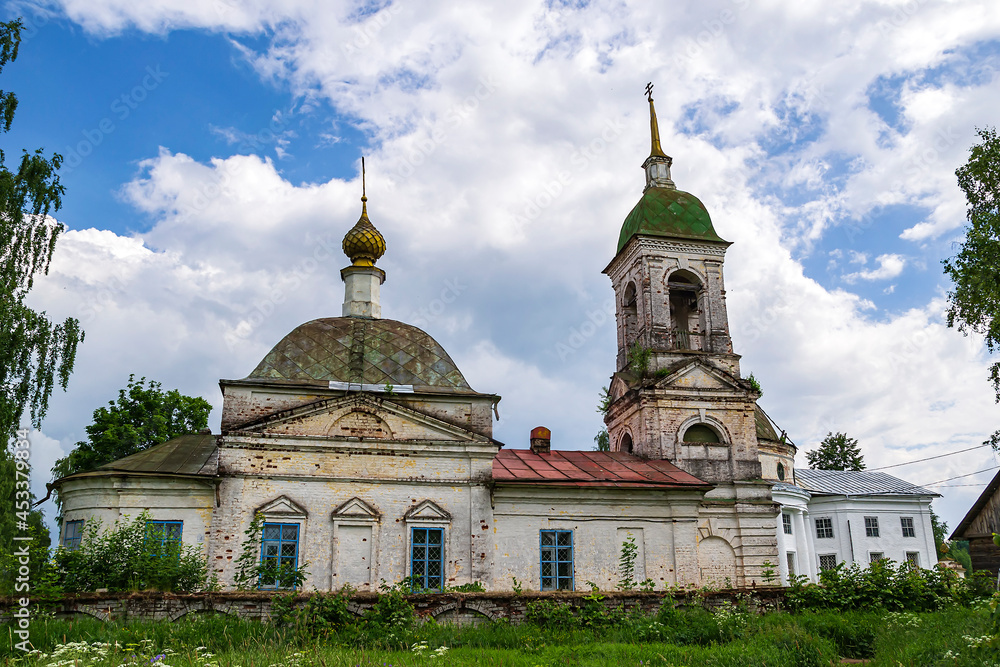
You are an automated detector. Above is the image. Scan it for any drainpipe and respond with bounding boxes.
[846,519,855,565]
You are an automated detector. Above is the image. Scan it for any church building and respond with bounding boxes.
[53,89,938,592]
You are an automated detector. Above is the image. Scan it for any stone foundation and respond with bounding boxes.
[1,588,785,625]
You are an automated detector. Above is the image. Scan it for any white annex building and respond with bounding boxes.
[54,91,939,592]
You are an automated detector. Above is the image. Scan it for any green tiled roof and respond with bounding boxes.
[249,317,472,390]
[617,187,725,252]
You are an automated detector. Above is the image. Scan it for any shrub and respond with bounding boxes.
[786,559,975,613]
[52,511,209,593]
[525,599,579,630]
[272,589,357,639]
[362,581,417,647]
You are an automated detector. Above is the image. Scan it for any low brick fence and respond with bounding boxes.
[1,587,785,625]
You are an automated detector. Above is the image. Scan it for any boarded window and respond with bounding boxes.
[337,525,373,586]
[786,552,796,577]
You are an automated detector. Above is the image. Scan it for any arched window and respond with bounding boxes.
[683,424,721,443]
[777,462,786,481]
[667,270,702,350]
[622,281,638,344]
[620,432,633,454]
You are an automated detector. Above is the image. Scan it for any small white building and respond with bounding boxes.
[772,469,939,584]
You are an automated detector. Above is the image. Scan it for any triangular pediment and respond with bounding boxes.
[404,499,451,523]
[237,394,489,444]
[654,360,743,392]
[256,495,308,519]
[331,497,381,521]
[609,374,631,402]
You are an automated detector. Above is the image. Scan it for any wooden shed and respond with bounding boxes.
[951,469,1000,577]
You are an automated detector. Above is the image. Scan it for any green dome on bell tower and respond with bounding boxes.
[617,188,723,252]
[616,84,727,254]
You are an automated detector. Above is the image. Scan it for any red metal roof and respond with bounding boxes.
[492,449,711,489]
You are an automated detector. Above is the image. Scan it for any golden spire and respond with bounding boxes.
[645,82,668,160]
[342,156,386,267]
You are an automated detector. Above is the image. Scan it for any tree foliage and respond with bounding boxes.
[52,375,212,487]
[0,19,82,445]
[943,127,1000,446]
[593,429,610,452]
[0,17,82,582]
[805,432,865,471]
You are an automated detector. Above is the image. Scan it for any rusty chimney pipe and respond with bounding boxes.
[530,426,551,454]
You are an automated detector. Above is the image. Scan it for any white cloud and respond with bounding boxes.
[843,253,906,282]
[29,0,1000,531]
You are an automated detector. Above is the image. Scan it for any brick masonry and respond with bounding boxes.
[0,588,786,625]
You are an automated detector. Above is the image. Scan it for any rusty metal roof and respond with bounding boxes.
[93,433,219,477]
[248,317,472,390]
[492,449,711,489]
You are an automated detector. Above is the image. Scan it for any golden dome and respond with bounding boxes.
[342,197,386,266]
[343,159,386,267]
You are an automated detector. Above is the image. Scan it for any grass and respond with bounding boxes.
[2,605,996,666]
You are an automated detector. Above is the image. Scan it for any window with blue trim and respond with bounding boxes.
[410,528,444,591]
[260,523,300,589]
[145,520,183,553]
[62,519,84,551]
[540,530,574,591]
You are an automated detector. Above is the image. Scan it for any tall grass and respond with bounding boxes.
[3,605,995,666]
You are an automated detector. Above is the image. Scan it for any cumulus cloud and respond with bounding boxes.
[28,0,1000,530]
[843,253,906,282]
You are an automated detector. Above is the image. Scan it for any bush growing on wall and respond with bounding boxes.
[53,511,210,593]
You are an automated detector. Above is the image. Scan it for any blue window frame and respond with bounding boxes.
[62,519,84,551]
[540,530,574,591]
[145,520,183,552]
[260,523,300,589]
[410,527,444,591]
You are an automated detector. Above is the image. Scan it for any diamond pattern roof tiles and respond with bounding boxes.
[248,317,473,390]
[617,187,726,252]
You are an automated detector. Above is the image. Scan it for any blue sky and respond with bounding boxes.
[8,0,1000,535]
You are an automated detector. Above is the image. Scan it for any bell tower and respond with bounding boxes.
[600,85,778,587]
[601,84,759,484]
[606,85,735,377]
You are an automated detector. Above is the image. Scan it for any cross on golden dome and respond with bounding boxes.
[342,157,387,267]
